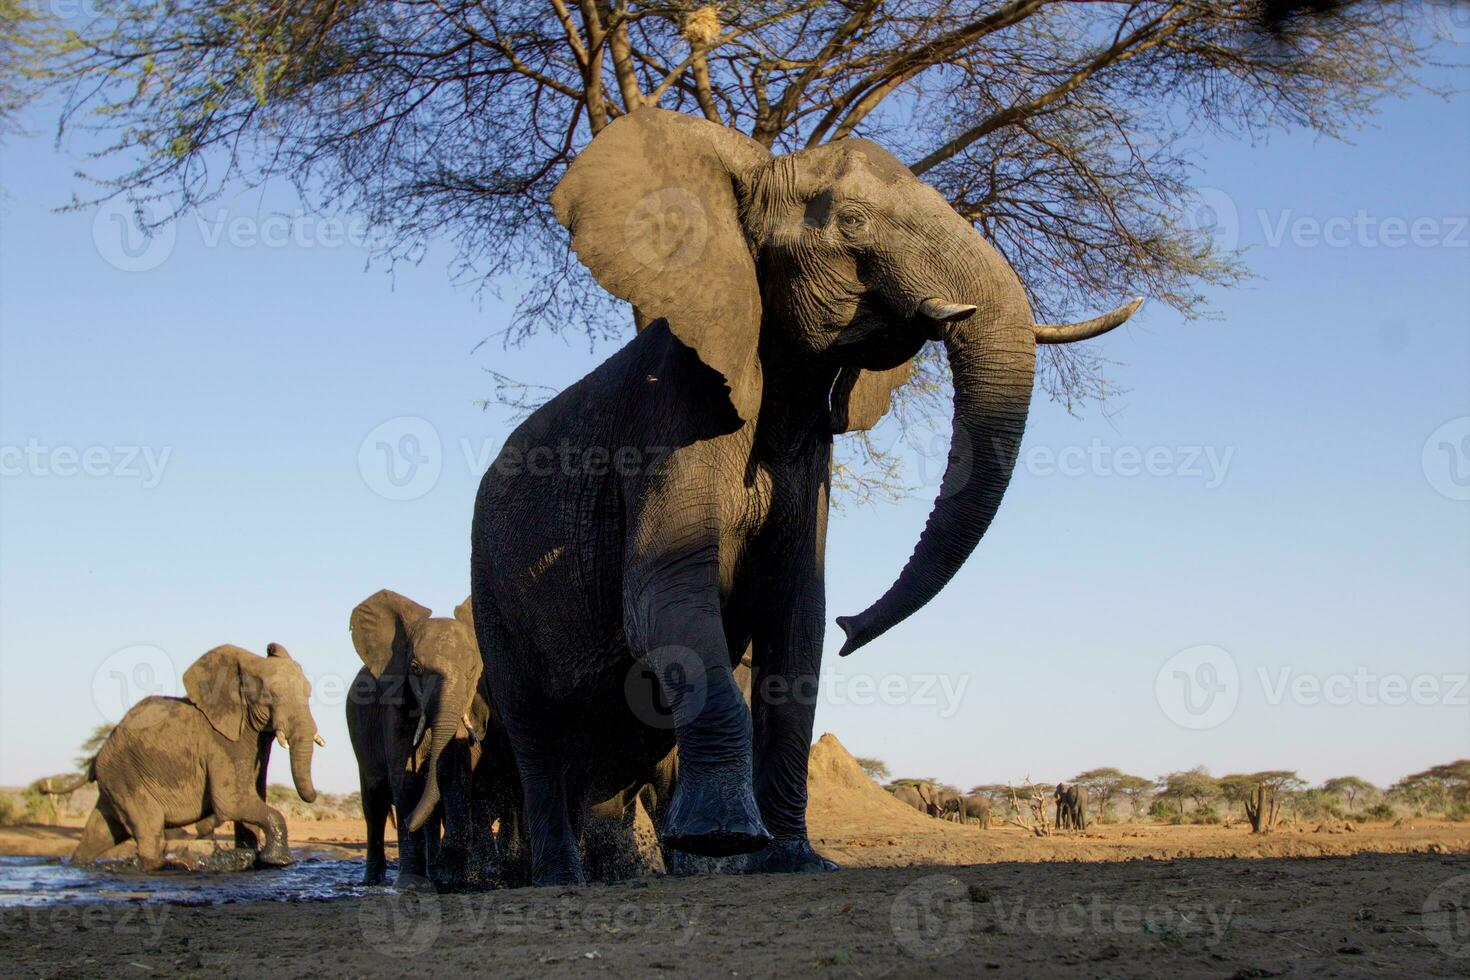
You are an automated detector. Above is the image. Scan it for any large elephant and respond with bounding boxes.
[942,794,992,828]
[346,590,491,887]
[1054,782,1090,831]
[471,107,1140,885]
[57,644,321,870]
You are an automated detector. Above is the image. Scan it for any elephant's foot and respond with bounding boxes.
[661,761,772,858]
[362,864,389,887]
[254,840,294,868]
[744,837,838,875]
[393,871,435,892]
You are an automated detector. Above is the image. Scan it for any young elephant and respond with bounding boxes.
[942,794,991,828]
[346,590,490,887]
[60,644,321,870]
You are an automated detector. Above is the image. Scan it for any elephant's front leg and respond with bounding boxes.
[744,573,837,874]
[626,551,770,859]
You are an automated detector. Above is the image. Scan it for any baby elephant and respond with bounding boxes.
[942,794,991,828]
[57,644,322,870]
[347,590,488,887]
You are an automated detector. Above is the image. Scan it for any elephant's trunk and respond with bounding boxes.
[838,256,1036,656]
[288,731,317,804]
[406,686,466,834]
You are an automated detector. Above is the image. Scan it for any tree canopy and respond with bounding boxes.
[38,0,1429,416]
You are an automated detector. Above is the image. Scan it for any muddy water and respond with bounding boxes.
[0,853,378,907]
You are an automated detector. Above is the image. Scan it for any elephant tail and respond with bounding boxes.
[36,764,94,795]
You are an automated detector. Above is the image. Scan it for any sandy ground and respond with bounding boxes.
[2,735,1467,976]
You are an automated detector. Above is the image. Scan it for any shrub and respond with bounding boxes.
[21,787,61,825]
[1366,802,1396,822]
[0,794,19,827]
[1445,802,1470,822]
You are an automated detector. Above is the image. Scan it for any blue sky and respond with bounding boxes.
[1,52,1466,796]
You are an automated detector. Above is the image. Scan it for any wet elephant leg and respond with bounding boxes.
[361,779,392,886]
[73,806,129,863]
[121,799,168,872]
[208,763,291,867]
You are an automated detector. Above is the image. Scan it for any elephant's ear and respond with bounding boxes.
[184,645,250,741]
[552,108,771,424]
[350,590,431,679]
[829,363,912,434]
[453,596,474,633]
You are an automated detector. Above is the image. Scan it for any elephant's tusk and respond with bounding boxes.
[313,733,326,747]
[411,713,428,749]
[462,713,479,745]
[917,298,978,323]
[276,732,290,750]
[1033,297,1144,345]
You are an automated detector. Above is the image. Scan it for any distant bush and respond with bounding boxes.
[1365,802,1396,822]
[1445,802,1470,822]
[21,787,61,825]
[0,794,19,826]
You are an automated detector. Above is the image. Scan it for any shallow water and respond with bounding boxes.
[0,853,379,907]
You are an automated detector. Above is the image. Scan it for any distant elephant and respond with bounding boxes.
[1054,782,1089,831]
[890,781,945,818]
[471,107,1139,884]
[54,644,321,870]
[346,590,490,887]
[943,794,991,828]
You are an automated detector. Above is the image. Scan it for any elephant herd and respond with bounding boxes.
[55,107,1138,885]
[889,781,1092,832]
[889,782,993,828]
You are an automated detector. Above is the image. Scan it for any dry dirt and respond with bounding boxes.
[2,734,1467,977]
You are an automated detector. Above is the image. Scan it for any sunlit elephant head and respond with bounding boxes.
[183,643,321,802]
[553,109,1139,655]
[349,589,482,833]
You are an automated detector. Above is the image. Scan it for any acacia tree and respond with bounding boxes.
[42,2,1428,479]
[1073,767,1149,822]
[1322,775,1375,812]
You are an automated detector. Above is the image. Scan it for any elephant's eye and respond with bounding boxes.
[837,211,866,232]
